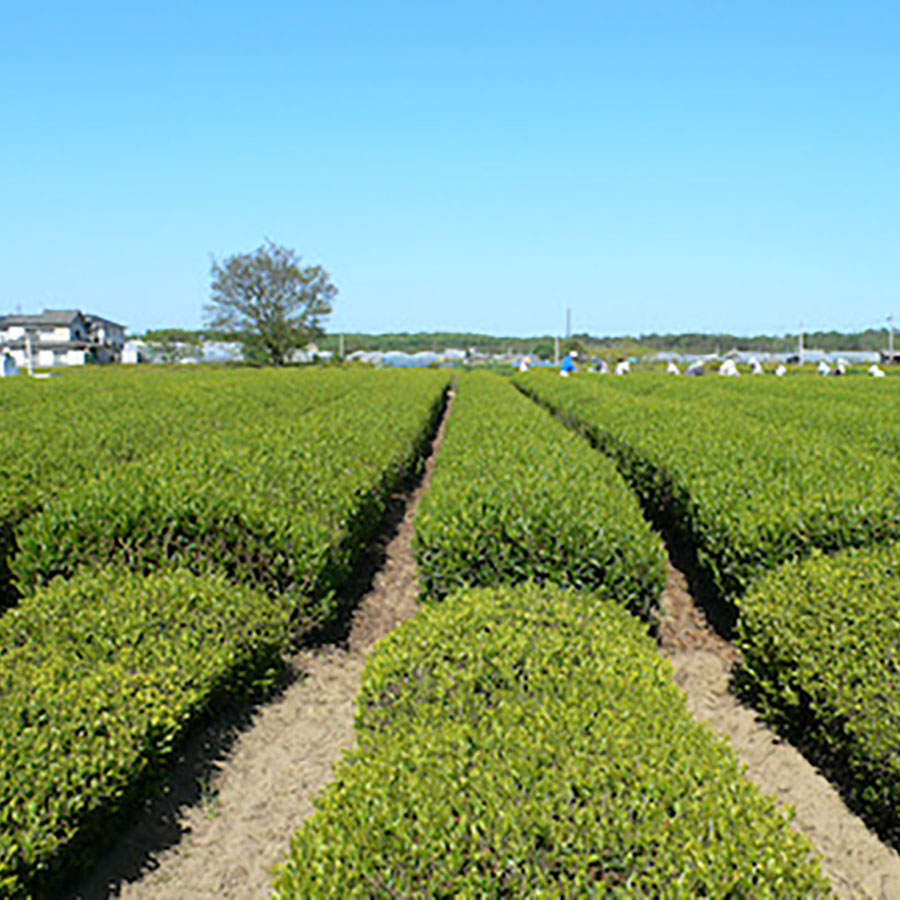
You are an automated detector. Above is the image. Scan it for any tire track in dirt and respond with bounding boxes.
[659,560,900,899]
[73,390,454,900]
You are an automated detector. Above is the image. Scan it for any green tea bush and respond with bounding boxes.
[273,583,827,897]
[668,374,900,460]
[414,372,665,618]
[13,370,449,628]
[0,366,367,608]
[739,543,900,843]
[519,372,900,598]
[0,566,291,896]
[0,368,451,893]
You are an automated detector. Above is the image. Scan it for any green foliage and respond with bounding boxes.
[518,372,900,598]
[413,372,665,618]
[13,370,450,625]
[273,583,827,897]
[0,366,392,607]
[519,371,900,848]
[530,339,555,359]
[637,329,888,354]
[0,366,229,606]
[0,566,291,896]
[739,543,900,843]
[205,240,337,366]
[0,368,450,893]
[316,332,557,357]
[132,327,895,357]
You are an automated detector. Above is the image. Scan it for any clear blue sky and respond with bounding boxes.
[2,1,899,338]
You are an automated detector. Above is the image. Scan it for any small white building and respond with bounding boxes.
[0,309,126,367]
[121,340,145,364]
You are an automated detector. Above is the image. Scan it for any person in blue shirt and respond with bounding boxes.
[560,351,578,377]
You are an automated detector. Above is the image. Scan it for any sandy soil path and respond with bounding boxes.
[73,392,453,900]
[659,560,900,899]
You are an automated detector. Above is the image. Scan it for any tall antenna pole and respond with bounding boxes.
[565,308,572,340]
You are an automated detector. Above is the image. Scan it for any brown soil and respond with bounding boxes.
[72,391,454,900]
[659,560,900,899]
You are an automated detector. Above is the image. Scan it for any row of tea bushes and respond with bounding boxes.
[0,369,451,893]
[273,583,828,897]
[738,542,900,843]
[0,366,371,608]
[0,566,290,896]
[13,370,450,625]
[517,372,900,598]
[626,373,900,461]
[548,370,900,480]
[413,372,665,619]
[519,372,900,841]
[739,376,900,461]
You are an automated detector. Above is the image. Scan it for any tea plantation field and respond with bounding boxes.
[0,366,449,895]
[520,369,900,849]
[5,365,900,895]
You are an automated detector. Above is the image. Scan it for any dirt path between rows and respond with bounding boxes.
[73,393,454,900]
[659,560,900,899]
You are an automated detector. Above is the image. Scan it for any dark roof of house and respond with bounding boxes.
[0,309,85,327]
[1,309,124,331]
[84,314,125,329]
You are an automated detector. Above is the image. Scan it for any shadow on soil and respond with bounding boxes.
[649,522,739,644]
[732,659,900,853]
[64,665,294,899]
[66,397,447,900]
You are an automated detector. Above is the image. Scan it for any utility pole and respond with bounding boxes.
[25,331,34,377]
[339,333,345,359]
[554,336,560,365]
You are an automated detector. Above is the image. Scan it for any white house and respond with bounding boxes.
[0,309,126,367]
[85,314,126,363]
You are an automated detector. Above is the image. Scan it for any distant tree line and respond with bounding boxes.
[315,332,557,356]
[134,328,894,359]
[317,329,894,357]
[637,329,890,354]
